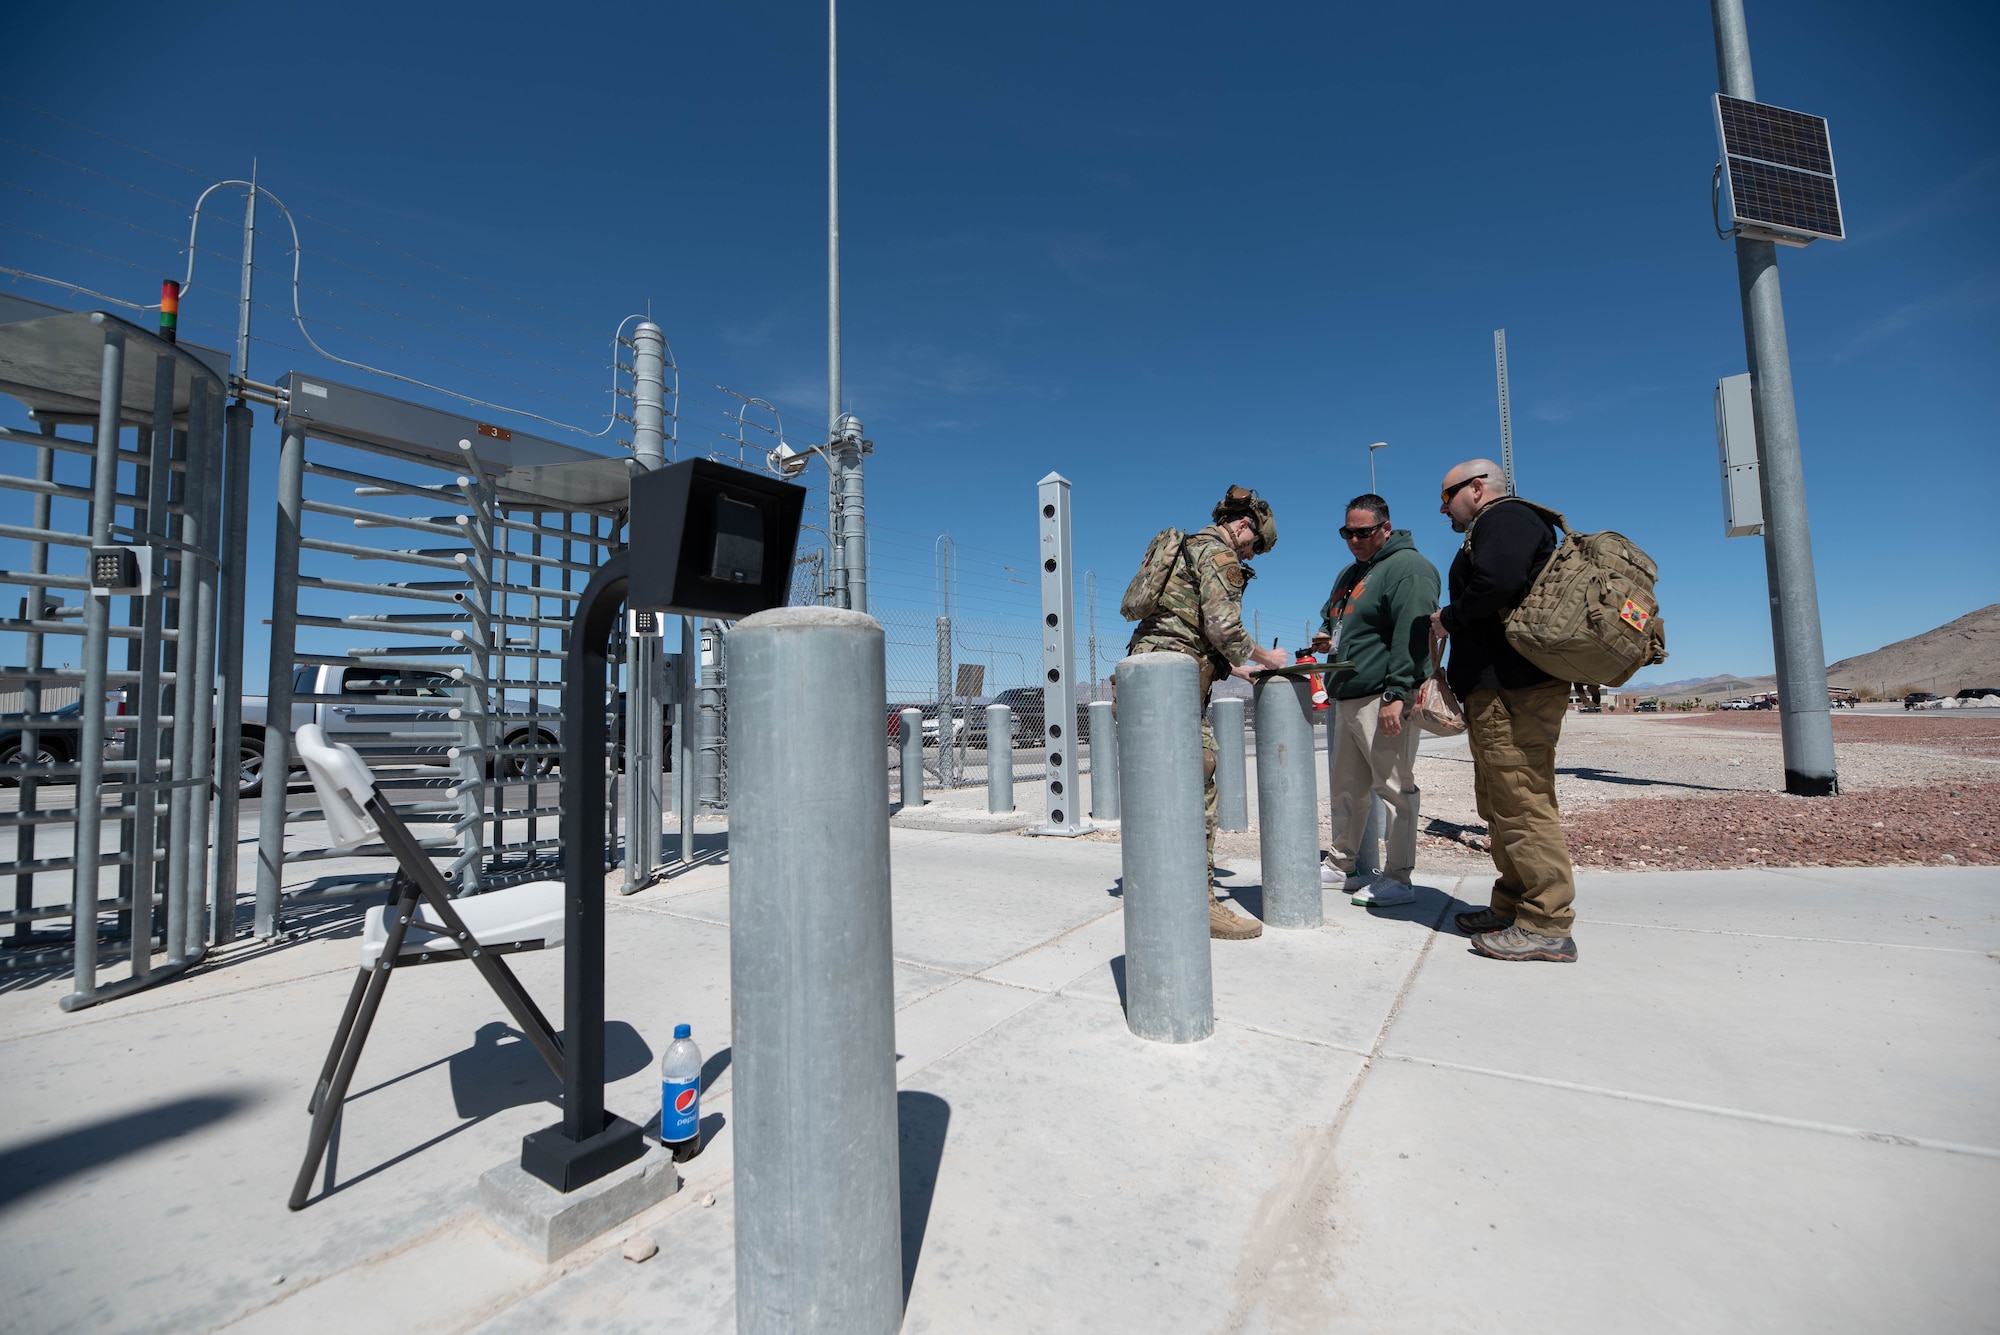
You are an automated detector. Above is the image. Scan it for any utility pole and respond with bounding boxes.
[1711,0,1838,796]
[1493,330,1515,495]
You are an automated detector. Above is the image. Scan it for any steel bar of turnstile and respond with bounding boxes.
[209,401,253,943]
[730,606,901,1335]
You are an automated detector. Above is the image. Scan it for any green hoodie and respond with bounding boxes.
[1315,529,1441,702]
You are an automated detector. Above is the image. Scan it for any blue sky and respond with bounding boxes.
[3,0,1995,689]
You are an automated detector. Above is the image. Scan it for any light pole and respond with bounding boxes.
[1368,441,1387,494]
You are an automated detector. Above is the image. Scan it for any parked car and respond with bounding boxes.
[1634,700,1660,713]
[1955,687,2000,702]
[989,686,1092,747]
[0,699,82,783]
[885,702,967,748]
[238,665,667,799]
[1904,692,1941,710]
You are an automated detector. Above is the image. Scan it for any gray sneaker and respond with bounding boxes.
[1470,924,1578,963]
[1351,878,1416,908]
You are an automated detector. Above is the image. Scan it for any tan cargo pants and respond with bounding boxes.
[1466,679,1576,936]
[1327,695,1423,884]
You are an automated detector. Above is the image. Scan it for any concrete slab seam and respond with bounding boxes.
[206,1208,487,1331]
[1376,1053,2000,1160]
[1580,918,1993,954]
[1219,876,1464,1332]
[896,985,1065,1086]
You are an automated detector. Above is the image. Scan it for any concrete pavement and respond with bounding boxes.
[0,826,1992,1333]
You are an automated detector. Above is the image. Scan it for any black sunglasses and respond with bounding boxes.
[1440,475,1486,504]
[1339,521,1387,540]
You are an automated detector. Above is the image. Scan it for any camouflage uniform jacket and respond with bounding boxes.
[1125,524,1255,674]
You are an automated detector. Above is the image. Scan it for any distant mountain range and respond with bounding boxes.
[1626,603,1999,701]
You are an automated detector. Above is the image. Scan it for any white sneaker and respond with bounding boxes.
[1320,862,1370,891]
[1351,878,1416,908]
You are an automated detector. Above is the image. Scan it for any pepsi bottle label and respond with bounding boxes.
[661,1078,700,1144]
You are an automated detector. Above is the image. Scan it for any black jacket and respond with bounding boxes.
[1439,498,1557,697]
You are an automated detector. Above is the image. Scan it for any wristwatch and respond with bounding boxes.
[1381,690,1403,705]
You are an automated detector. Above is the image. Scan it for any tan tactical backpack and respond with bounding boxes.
[1477,499,1668,687]
[1120,527,1189,621]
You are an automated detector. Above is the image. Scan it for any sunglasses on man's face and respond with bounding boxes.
[1439,476,1485,505]
[1339,521,1386,540]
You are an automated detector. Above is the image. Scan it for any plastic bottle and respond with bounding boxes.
[660,1023,702,1160]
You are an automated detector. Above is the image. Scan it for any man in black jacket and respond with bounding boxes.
[1431,459,1579,963]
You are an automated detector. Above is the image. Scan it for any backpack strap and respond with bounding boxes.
[1462,496,1567,555]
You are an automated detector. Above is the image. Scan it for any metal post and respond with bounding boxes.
[1211,696,1248,832]
[128,350,176,980]
[1253,676,1321,928]
[631,321,667,471]
[1116,652,1213,1043]
[1087,698,1118,820]
[987,704,1013,813]
[898,707,924,809]
[236,163,256,382]
[837,423,868,616]
[209,402,253,944]
[935,614,953,787]
[678,617,697,865]
[1711,0,1838,796]
[66,321,125,1009]
[253,419,307,937]
[729,605,902,1335]
[1494,329,1516,496]
[1033,472,1086,834]
[826,0,846,612]
[14,424,54,948]
[182,381,223,959]
[696,623,724,809]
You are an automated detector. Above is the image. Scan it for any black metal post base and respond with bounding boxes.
[521,1112,647,1192]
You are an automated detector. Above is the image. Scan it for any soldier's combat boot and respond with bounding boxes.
[1210,895,1262,940]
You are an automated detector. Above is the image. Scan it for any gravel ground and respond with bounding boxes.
[1210,711,2000,874]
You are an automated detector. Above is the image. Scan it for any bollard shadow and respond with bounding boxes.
[0,1091,254,1208]
[1107,877,1123,899]
[1224,881,1265,919]
[1108,955,1128,1014]
[700,1045,732,1093]
[898,1090,951,1304]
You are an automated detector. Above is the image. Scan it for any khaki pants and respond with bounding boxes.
[1466,680,1576,936]
[1327,695,1422,884]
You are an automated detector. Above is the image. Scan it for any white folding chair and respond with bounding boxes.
[287,724,567,1210]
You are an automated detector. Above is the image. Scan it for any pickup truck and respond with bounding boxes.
[238,664,665,798]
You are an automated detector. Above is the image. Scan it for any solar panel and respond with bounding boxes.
[1714,94,1844,243]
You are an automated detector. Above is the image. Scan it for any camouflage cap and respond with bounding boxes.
[1213,485,1277,554]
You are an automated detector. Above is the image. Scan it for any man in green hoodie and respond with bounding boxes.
[1308,494,1441,907]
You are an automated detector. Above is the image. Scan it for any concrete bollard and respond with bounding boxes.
[1253,676,1322,928]
[987,704,1013,814]
[898,707,925,808]
[1211,695,1248,830]
[728,607,903,1335]
[1088,699,1118,820]
[1117,652,1214,1043]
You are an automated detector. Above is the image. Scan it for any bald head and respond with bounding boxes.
[1439,458,1509,531]
[1443,459,1509,495]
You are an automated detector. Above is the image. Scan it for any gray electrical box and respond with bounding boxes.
[1714,373,1763,538]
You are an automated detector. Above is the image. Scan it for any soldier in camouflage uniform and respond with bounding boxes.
[1126,486,1290,940]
